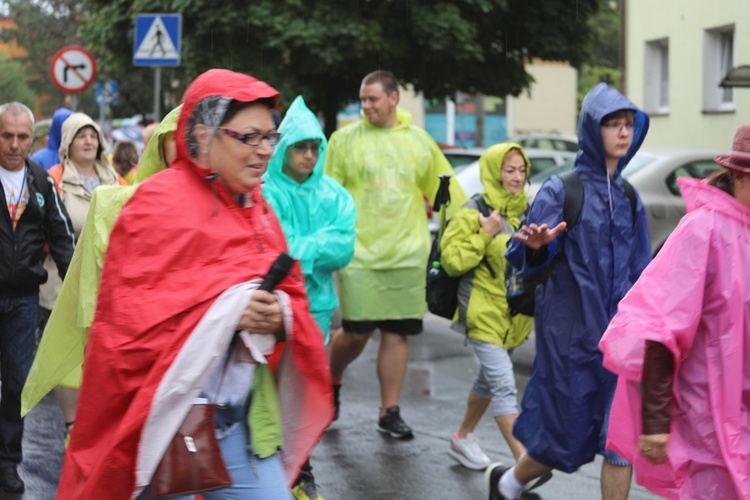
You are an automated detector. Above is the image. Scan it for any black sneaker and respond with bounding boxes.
[0,466,24,493]
[377,405,413,439]
[484,463,510,500]
[525,470,553,492]
[332,384,341,421]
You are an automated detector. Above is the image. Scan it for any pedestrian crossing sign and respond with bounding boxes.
[134,14,181,67]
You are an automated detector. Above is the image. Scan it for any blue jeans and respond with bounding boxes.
[139,423,291,500]
[0,295,39,467]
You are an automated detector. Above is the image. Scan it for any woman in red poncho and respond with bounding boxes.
[56,69,333,500]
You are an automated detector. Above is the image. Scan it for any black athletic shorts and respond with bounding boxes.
[341,319,423,336]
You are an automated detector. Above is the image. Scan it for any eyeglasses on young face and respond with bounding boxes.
[292,141,321,154]
[601,121,634,133]
[218,127,282,146]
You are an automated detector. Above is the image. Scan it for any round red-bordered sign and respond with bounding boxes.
[50,46,97,94]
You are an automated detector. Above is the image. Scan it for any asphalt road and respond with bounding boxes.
[13,314,662,500]
[311,315,662,500]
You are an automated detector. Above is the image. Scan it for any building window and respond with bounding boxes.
[644,39,669,114]
[703,25,735,112]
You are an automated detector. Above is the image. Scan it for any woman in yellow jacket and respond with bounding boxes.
[441,143,534,472]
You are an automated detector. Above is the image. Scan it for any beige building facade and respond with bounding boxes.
[625,0,749,149]
[507,60,578,137]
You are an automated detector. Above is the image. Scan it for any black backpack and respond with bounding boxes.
[504,169,636,316]
[426,193,493,320]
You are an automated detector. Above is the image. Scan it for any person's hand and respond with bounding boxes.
[479,209,504,236]
[639,433,669,464]
[237,290,282,335]
[512,222,567,250]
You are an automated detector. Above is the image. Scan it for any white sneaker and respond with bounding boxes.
[448,432,491,470]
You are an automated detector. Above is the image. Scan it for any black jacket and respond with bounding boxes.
[0,159,75,297]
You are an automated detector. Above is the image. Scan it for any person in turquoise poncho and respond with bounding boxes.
[263,95,356,500]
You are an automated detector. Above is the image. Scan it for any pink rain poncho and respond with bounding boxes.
[600,177,750,499]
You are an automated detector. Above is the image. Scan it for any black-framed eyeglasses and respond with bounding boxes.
[218,127,282,146]
[292,141,321,154]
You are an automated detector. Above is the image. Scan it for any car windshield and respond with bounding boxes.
[445,154,481,174]
[529,162,573,184]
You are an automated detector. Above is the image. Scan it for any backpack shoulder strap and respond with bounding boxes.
[622,178,637,220]
[468,193,493,217]
[559,169,583,230]
[465,193,496,278]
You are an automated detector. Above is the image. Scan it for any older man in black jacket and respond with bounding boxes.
[0,102,74,493]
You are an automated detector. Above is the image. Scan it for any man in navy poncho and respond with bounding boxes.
[486,84,652,500]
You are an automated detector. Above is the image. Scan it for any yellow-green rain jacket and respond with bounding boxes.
[440,143,533,348]
[325,109,466,320]
[21,107,181,416]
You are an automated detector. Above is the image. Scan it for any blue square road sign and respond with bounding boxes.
[134,14,182,67]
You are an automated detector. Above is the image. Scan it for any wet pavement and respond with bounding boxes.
[13,314,662,499]
[312,315,662,500]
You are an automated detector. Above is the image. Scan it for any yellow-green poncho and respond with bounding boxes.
[21,107,181,416]
[324,109,466,320]
[440,143,533,349]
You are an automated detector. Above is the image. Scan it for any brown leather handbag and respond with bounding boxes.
[151,403,232,497]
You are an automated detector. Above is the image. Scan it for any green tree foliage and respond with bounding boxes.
[0,56,38,107]
[577,0,621,109]
[0,0,98,116]
[79,0,601,134]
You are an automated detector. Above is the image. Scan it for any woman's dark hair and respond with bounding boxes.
[707,170,736,196]
[221,98,276,126]
[113,140,138,166]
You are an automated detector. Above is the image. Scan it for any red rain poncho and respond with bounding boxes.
[57,69,333,499]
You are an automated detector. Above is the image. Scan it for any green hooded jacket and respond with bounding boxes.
[440,143,533,348]
[262,96,356,339]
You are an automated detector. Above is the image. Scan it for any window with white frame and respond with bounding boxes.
[644,38,669,114]
[703,25,735,112]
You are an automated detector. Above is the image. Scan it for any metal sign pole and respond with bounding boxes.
[154,66,162,121]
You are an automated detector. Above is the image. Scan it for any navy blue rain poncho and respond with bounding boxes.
[506,83,651,472]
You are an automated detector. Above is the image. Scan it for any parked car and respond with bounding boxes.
[526,148,723,255]
[429,147,576,233]
[443,148,487,173]
[504,133,578,153]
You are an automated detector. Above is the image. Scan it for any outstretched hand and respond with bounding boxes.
[512,222,567,250]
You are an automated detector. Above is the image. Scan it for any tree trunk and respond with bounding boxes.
[323,77,344,138]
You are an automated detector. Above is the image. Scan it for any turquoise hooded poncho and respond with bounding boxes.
[263,96,356,341]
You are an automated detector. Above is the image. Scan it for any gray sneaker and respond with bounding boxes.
[449,432,492,470]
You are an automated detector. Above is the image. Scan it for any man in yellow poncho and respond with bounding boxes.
[21,106,180,425]
[325,70,466,438]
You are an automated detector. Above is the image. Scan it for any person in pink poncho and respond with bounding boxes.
[599,124,750,499]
